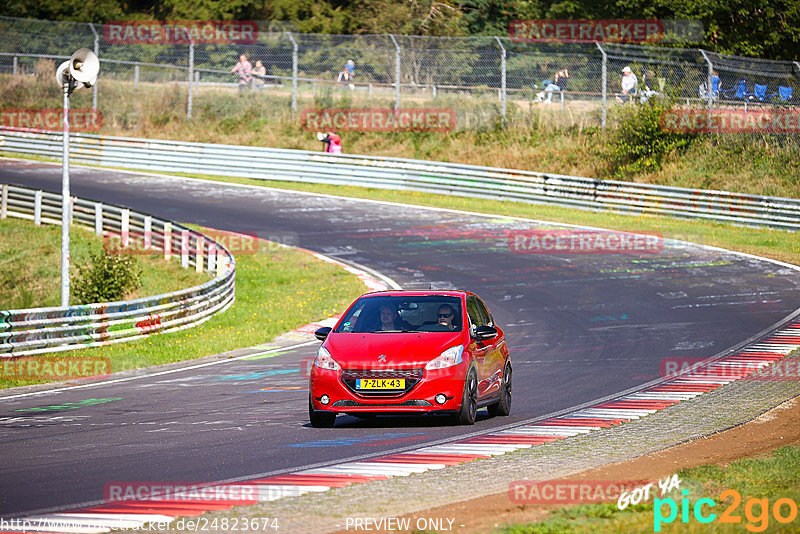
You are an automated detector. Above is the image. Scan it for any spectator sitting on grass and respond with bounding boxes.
[616,66,638,104]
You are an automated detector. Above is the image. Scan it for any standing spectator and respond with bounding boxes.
[617,66,638,104]
[231,54,252,91]
[251,60,267,90]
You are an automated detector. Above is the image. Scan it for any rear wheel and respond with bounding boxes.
[308,396,336,428]
[488,362,512,417]
[456,369,478,425]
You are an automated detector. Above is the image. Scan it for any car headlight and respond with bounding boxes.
[425,345,464,370]
[314,346,341,371]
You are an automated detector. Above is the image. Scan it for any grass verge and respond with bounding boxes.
[499,445,800,533]
[0,217,368,389]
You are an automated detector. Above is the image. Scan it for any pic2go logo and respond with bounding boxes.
[654,489,800,532]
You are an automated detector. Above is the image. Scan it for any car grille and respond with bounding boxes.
[332,399,432,408]
[340,368,424,397]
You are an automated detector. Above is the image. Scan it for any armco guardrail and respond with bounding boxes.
[0,183,235,357]
[1,128,799,230]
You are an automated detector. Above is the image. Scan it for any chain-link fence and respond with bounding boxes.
[1,15,798,134]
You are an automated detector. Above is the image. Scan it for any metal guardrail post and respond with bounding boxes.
[94,202,102,235]
[121,208,130,247]
[187,41,194,119]
[595,42,607,128]
[12,56,17,76]
[89,23,99,110]
[181,229,189,268]
[495,37,507,127]
[1,184,7,219]
[390,34,401,112]
[164,222,172,259]
[287,32,298,116]
[196,238,204,273]
[144,216,152,249]
[699,49,714,110]
[134,64,139,88]
[34,190,42,225]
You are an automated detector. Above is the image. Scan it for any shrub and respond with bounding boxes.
[72,249,143,304]
[608,99,695,177]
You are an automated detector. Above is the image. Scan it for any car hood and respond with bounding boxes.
[326,332,463,368]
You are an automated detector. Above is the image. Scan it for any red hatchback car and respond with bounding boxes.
[309,290,511,427]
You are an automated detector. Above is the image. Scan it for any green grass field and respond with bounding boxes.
[500,446,800,533]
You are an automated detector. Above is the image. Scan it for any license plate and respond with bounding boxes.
[356,378,405,390]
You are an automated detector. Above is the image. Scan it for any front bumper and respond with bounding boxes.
[309,365,466,414]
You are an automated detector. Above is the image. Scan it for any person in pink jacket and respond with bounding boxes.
[231,54,253,91]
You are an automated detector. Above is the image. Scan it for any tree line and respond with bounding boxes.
[2,0,798,61]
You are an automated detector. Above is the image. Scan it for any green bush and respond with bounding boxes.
[72,249,143,304]
[608,99,695,177]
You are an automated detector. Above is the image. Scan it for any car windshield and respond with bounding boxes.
[334,295,462,333]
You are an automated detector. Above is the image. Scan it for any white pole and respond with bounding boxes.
[61,78,72,307]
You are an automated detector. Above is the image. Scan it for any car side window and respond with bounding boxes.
[466,296,487,329]
[475,297,493,326]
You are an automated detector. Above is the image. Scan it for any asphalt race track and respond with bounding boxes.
[2,159,800,517]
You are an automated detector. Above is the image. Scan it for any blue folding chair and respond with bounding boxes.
[722,79,747,100]
[768,86,793,102]
[752,83,768,101]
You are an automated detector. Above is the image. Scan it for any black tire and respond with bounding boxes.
[308,396,336,428]
[488,362,512,417]
[456,368,478,425]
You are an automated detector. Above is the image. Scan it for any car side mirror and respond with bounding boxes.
[314,327,332,341]
[474,325,497,341]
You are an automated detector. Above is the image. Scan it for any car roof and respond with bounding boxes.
[359,290,473,298]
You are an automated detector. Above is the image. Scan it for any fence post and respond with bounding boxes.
[144,216,152,249]
[12,56,17,76]
[89,23,99,110]
[187,41,194,119]
[196,237,204,273]
[34,190,42,225]
[390,34,401,112]
[699,49,714,110]
[794,62,800,80]
[595,42,607,128]
[94,202,102,235]
[287,32,298,117]
[134,64,139,87]
[495,37,507,126]
[208,242,217,273]
[1,184,7,219]
[121,208,130,247]
[164,222,172,259]
[181,229,189,268]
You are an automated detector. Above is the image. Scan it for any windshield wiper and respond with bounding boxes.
[373,329,416,333]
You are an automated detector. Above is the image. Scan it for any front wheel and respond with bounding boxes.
[488,362,512,417]
[309,396,336,428]
[455,369,478,425]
